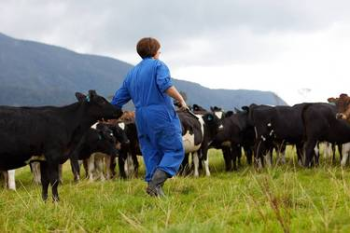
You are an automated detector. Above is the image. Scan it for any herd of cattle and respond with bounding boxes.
[1,90,350,201]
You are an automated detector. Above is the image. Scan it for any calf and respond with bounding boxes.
[0,90,122,201]
[178,110,222,177]
[71,122,118,181]
[210,108,255,171]
[116,122,141,179]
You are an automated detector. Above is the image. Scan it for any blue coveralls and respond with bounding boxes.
[111,57,184,182]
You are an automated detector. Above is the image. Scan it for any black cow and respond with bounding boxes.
[0,90,122,201]
[248,104,306,168]
[302,103,350,167]
[210,108,255,171]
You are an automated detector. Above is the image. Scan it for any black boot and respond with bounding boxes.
[146,169,169,197]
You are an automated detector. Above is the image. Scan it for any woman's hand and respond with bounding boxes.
[178,100,189,111]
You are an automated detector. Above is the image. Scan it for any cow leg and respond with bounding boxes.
[341,143,350,167]
[87,154,95,181]
[296,143,304,166]
[82,160,89,179]
[304,140,317,168]
[7,170,16,190]
[31,162,41,184]
[131,153,139,177]
[193,152,200,177]
[237,147,242,167]
[201,148,210,177]
[109,155,117,179]
[2,171,8,189]
[118,153,127,179]
[277,142,286,164]
[70,159,81,182]
[40,162,50,201]
[244,146,253,166]
[95,153,106,181]
[254,141,264,169]
[59,164,63,184]
[222,147,232,171]
[105,156,112,180]
[48,162,60,202]
[265,150,272,167]
[126,153,135,178]
[179,153,189,175]
[338,144,343,163]
[313,143,320,166]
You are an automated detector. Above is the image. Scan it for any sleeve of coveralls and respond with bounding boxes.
[111,79,131,108]
[156,61,173,93]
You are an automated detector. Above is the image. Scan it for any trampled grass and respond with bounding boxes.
[1,147,350,232]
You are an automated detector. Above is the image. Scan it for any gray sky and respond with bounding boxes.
[1,0,350,105]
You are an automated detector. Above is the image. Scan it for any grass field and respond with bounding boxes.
[1,147,350,232]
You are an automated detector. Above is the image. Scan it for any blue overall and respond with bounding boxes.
[111,57,184,182]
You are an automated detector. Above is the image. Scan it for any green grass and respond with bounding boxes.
[1,147,350,232]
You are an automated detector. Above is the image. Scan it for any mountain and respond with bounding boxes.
[0,32,287,110]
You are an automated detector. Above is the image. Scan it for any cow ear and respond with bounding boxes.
[88,90,97,99]
[75,92,86,102]
[241,106,249,112]
[204,113,214,122]
[225,111,234,117]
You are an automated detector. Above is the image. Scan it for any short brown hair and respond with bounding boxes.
[136,37,161,58]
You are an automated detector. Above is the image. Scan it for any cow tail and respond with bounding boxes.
[301,103,313,143]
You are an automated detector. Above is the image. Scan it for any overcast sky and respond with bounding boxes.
[1,0,350,105]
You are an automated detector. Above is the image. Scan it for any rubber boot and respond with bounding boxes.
[146,169,169,197]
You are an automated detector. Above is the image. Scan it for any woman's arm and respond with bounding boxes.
[166,86,188,111]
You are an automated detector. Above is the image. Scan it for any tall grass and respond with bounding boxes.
[1,147,350,232]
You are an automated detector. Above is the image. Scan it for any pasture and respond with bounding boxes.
[1,148,350,232]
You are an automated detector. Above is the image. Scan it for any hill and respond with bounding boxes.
[0,32,287,109]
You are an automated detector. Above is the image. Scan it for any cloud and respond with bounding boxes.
[1,0,350,104]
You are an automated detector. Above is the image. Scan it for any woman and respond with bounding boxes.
[111,37,187,197]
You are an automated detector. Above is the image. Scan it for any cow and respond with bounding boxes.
[116,122,141,179]
[0,90,122,201]
[210,108,255,171]
[70,122,119,181]
[248,104,306,168]
[302,103,350,167]
[178,110,222,177]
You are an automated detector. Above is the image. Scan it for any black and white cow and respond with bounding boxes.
[0,90,122,201]
[178,110,222,177]
[302,103,350,167]
[70,122,118,181]
[117,122,141,179]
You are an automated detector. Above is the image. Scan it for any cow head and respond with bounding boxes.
[95,123,118,156]
[202,112,223,137]
[328,94,350,122]
[192,104,207,113]
[75,90,123,121]
[210,106,225,120]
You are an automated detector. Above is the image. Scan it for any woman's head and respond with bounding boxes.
[136,37,161,59]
